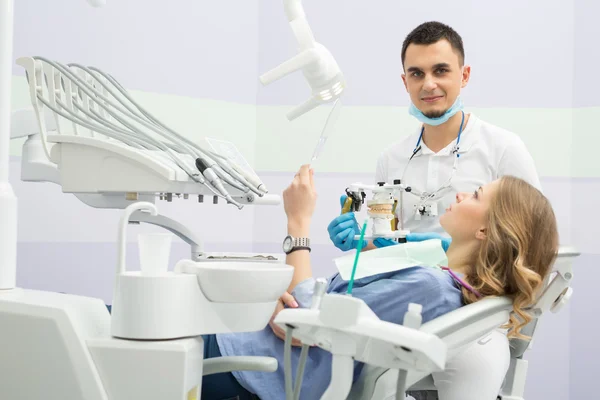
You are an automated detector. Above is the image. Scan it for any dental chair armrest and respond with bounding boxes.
[202,356,278,376]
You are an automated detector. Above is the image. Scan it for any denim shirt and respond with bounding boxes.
[216,266,463,400]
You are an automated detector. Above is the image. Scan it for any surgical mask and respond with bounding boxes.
[408,96,464,126]
[334,239,448,281]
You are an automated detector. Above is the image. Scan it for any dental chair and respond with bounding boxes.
[349,245,578,400]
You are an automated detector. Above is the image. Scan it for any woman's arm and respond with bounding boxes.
[285,220,312,293]
[282,164,317,293]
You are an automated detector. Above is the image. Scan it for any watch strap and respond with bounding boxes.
[287,246,311,254]
[293,237,310,248]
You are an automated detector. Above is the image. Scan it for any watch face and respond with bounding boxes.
[283,236,293,252]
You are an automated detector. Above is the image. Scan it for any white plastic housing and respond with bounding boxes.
[20,135,60,183]
[0,0,16,290]
[43,134,280,207]
[0,0,14,184]
[260,0,345,120]
[138,232,172,276]
[175,259,294,303]
[355,229,410,242]
[111,203,294,340]
[0,287,204,400]
[0,289,111,400]
[110,270,287,340]
[88,337,204,400]
[275,294,447,373]
[0,183,17,289]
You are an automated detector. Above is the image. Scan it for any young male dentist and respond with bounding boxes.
[327,20,541,252]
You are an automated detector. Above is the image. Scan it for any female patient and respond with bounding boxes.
[201,165,559,400]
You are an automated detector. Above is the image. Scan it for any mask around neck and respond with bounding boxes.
[408,96,464,126]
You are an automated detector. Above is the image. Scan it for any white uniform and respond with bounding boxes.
[375,113,541,235]
[376,113,539,400]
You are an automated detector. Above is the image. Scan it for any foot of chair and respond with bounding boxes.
[499,357,528,400]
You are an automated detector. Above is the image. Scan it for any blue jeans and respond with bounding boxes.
[201,334,258,400]
[105,306,256,400]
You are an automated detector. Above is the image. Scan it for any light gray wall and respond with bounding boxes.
[569,1,600,399]
[257,0,575,107]
[13,0,259,102]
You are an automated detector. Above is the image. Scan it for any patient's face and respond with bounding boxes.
[440,180,499,241]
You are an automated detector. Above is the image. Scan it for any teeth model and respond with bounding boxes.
[367,203,394,216]
[367,193,396,236]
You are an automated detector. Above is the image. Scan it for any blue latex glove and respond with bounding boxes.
[327,195,368,252]
[406,232,452,252]
[373,237,398,248]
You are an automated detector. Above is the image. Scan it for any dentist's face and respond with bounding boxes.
[402,39,470,118]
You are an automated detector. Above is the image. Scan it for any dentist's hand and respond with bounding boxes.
[327,195,368,252]
[372,237,398,248]
[406,232,452,252]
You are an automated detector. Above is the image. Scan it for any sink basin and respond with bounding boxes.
[174,260,294,303]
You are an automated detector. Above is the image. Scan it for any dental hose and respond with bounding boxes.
[395,370,408,400]
[284,325,294,400]
[289,278,328,400]
[36,58,227,201]
[43,58,264,203]
[87,65,269,195]
[30,58,262,205]
[293,346,309,400]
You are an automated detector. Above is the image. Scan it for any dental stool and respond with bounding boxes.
[350,246,578,400]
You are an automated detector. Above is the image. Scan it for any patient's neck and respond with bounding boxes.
[445,240,480,275]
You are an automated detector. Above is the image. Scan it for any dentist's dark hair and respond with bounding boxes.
[401,21,465,68]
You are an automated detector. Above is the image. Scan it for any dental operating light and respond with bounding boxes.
[259,0,345,121]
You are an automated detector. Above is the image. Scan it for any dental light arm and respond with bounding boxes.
[260,0,345,121]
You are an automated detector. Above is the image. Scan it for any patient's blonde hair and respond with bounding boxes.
[461,176,559,339]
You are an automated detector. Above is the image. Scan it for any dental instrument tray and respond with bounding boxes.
[46,134,276,204]
[15,56,278,210]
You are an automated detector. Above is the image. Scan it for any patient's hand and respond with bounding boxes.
[269,292,303,347]
[283,164,317,230]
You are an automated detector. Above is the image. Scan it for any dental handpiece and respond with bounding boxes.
[200,155,250,193]
[311,278,328,310]
[226,158,269,195]
[212,156,264,196]
[195,158,243,209]
[212,164,250,193]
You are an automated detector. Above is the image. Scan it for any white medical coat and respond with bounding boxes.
[375,113,541,235]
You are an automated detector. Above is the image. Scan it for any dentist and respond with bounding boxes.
[327,20,541,252]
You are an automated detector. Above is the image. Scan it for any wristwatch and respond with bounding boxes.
[282,235,311,254]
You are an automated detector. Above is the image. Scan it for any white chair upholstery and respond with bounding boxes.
[350,246,579,400]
